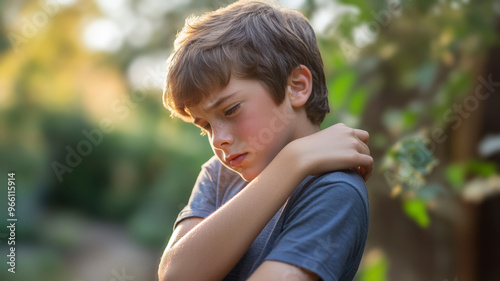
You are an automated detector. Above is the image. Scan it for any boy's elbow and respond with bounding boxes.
[158,257,192,281]
[157,261,167,281]
[158,268,192,281]
[158,254,177,281]
[158,264,177,281]
[158,260,219,281]
[158,250,220,281]
[158,270,166,281]
[157,270,171,281]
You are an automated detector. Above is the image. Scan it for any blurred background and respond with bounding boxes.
[0,0,499,280]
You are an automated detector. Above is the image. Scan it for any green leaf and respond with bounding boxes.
[402,110,418,130]
[359,251,389,281]
[445,164,466,189]
[403,198,430,228]
[329,71,356,110]
[398,137,437,175]
[445,161,498,190]
[348,88,368,116]
[467,161,498,177]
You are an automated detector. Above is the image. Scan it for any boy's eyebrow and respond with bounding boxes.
[192,91,239,126]
[202,91,239,112]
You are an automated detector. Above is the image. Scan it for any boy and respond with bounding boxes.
[158,1,373,280]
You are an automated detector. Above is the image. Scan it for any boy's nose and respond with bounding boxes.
[211,124,234,150]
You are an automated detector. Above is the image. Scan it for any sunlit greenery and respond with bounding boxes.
[1,0,499,280]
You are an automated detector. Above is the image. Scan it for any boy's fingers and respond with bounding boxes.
[366,156,374,181]
[354,129,369,145]
[354,129,371,160]
[357,139,370,156]
[357,166,365,180]
[358,155,373,182]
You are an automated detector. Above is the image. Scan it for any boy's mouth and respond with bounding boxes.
[226,153,248,168]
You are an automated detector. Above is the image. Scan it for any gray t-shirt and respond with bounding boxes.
[174,156,369,281]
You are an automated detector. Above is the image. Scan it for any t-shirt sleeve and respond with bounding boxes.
[173,157,219,230]
[264,175,369,281]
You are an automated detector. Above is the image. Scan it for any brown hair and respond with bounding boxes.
[163,0,329,124]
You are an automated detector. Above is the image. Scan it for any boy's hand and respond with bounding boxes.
[287,123,373,181]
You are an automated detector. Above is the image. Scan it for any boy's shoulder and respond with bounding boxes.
[316,169,368,197]
[202,156,367,201]
[314,169,366,186]
[200,157,368,213]
[263,170,369,281]
[288,169,369,213]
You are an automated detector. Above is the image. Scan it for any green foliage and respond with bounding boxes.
[1,0,499,279]
[403,198,430,228]
[445,161,498,190]
[348,88,368,116]
[381,134,438,197]
[326,0,500,234]
[445,163,467,189]
[359,250,389,281]
[329,70,356,108]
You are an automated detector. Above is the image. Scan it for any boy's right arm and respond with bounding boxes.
[158,124,373,281]
[163,217,204,251]
[158,148,307,281]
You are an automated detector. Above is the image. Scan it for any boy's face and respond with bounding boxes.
[188,77,297,182]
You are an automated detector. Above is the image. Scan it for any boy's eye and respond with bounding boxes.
[224,103,240,117]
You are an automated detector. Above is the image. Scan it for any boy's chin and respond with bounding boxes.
[234,168,259,183]
[221,157,265,182]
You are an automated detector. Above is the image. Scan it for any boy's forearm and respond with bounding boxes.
[159,142,308,281]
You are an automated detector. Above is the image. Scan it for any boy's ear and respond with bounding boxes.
[286,65,313,108]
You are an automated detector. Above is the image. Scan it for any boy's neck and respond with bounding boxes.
[292,121,321,141]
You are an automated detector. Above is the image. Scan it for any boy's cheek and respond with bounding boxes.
[236,112,262,142]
